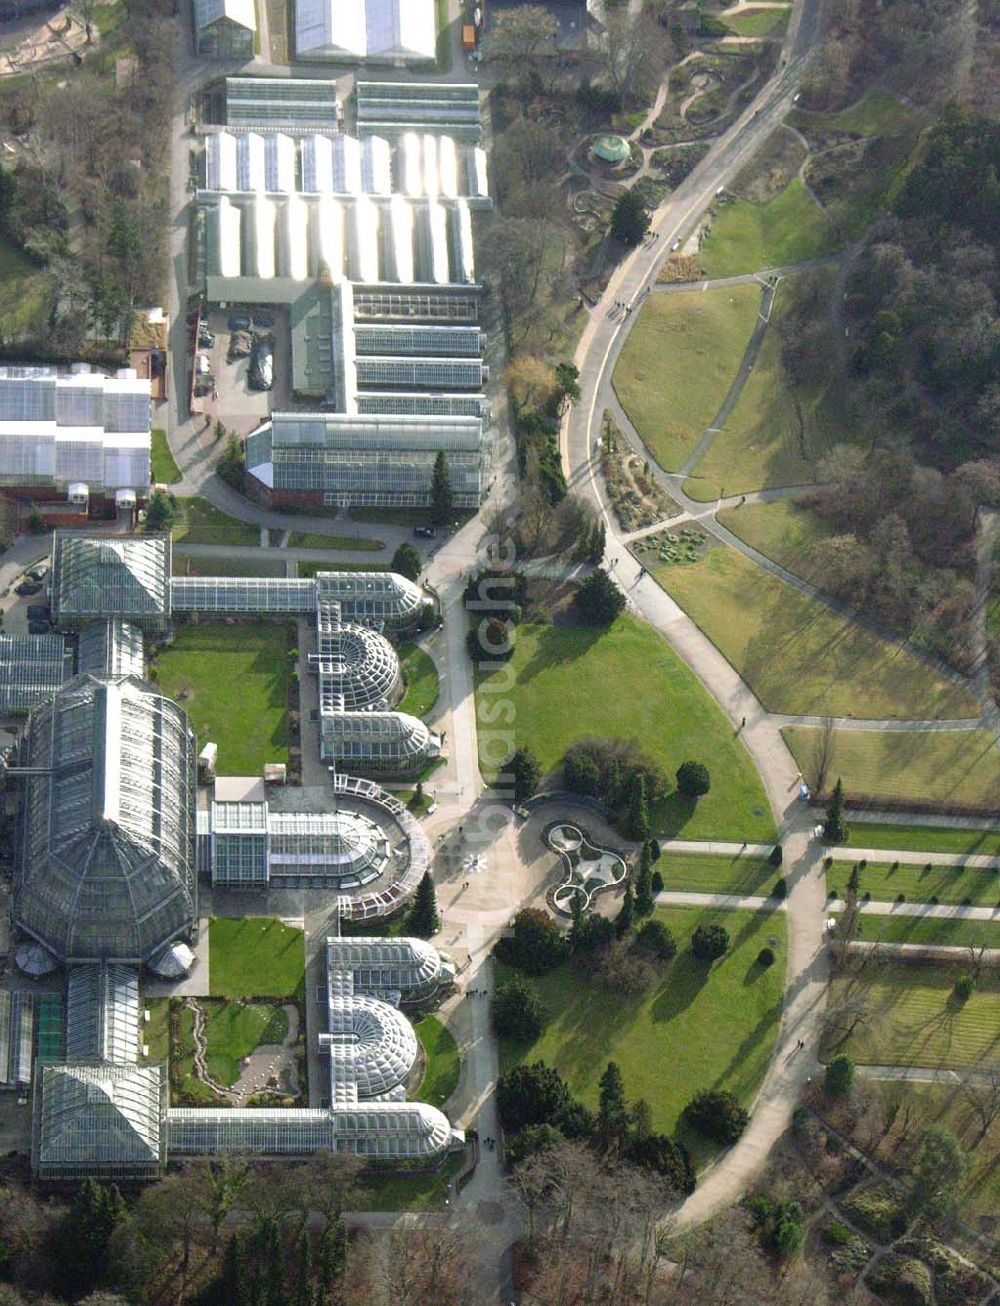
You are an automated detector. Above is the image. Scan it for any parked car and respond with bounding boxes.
[14,580,42,596]
[413,525,437,539]
[228,330,252,361]
[198,327,215,348]
[193,374,215,397]
[27,603,49,621]
[196,353,211,375]
[28,622,50,636]
[252,308,276,328]
[249,336,273,391]
[227,309,252,332]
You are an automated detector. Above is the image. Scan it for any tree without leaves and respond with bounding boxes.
[486,3,558,64]
[601,9,666,111]
[909,1126,967,1216]
[963,1067,1000,1142]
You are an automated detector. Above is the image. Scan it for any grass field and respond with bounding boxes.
[612,286,760,472]
[357,1153,464,1212]
[173,555,289,578]
[722,5,789,34]
[717,499,838,579]
[476,615,775,841]
[398,642,439,719]
[287,531,383,551]
[151,429,182,484]
[0,233,51,338]
[209,918,305,998]
[699,179,838,278]
[654,851,781,895]
[787,92,912,136]
[204,1001,289,1085]
[414,1015,460,1109]
[142,997,170,1063]
[823,964,1000,1069]
[657,547,978,719]
[827,859,1000,907]
[171,497,260,547]
[782,726,1000,806]
[691,274,866,494]
[846,822,1000,856]
[498,905,786,1166]
[845,914,1000,949]
[154,621,293,773]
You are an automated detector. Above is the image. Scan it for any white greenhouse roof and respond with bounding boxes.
[194,0,256,31]
[297,0,435,60]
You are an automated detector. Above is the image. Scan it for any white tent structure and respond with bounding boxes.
[295,0,436,63]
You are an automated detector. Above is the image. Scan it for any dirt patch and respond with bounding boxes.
[524,578,588,627]
[732,125,808,202]
[658,253,705,282]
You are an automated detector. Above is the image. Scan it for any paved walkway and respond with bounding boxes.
[831,898,1000,921]
[857,1064,1000,1086]
[658,890,783,911]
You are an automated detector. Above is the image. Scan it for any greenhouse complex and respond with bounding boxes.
[195,79,493,509]
[0,532,461,1178]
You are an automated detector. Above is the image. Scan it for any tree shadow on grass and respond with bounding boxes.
[648,952,712,1024]
[514,622,606,687]
[651,792,698,839]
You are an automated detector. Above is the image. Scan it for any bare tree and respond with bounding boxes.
[964,1067,1000,1142]
[486,4,558,75]
[812,716,836,793]
[600,10,666,112]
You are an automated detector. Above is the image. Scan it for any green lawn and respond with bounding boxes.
[498,905,787,1166]
[356,1153,464,1211]
[414,1015,460,1109]
[171,497,260,547]
[844,914,1000,949]
[782,726,1000,806]
[845,822,1000,857]
[612,285,760,472]
[151,429,182,485]
[657,547,979,719]
[154,621,292,773]
[287,531,384,551]
[717,498,839,578]
[721,5,789,35]
[476,615,775,842]
[823,965,1000,1069]
[0,233,51,337]
[691,275,866,494]
[204,1001,288,1085]
[209,917,305,998]
[787,92,912,136]
[398,642,439,719]
[173,555,290,578]
[141,997,170,1064]
[654,851,781,895]
[700,179,838,277]
[827,859,1000,907]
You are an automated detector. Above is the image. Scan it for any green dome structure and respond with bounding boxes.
[592,133,631,164]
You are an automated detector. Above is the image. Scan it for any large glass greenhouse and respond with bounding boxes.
[51,534,171,631]
[319,709,436,775]
[14,673,198,964]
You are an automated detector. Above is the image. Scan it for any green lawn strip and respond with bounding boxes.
[204,1002,289,1086]
[498,905,786,1169]
[863,1080,1000,1224]
[151,429,182,484]
[721,6,789,35]
[172,497,260,547]
[141,997,171,1063]
[717,498,839,581]
[782,726,1000,806]
[356,1153,464,1211]
[173,555,290,578]
[656,547,979,719]
[297,561,390,578]
[692,272,866,494]
[700,179,838,278]
[0,232,51,336]
[845,821,1000,857]
[154,621,292,773]
[414,1015,460,1108]
[208,917,305,998]
[837,913,1000,949]
[397,642,439,718]
[287,531,384,551]
[654,850,780,895]
[822,965,1000,1069]
[787,92,912,136]
[827,859,1000,907]
[475,615,775,842]
[612,285,761,472]
[397,786,433,816]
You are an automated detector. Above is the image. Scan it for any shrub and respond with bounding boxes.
[824,1053,856,1097]
[595,940,660,995]
[691,922,729,961]
[757,946,775,967]
[676,760,711,798]
[772,877,787,899]
[823,1222,852,1247]
[635,919,677,960]
[650,870,664,895]
[495,908,567,974]
[769,844,782,867]
[627,1132,695,1195]
[866,1254,932,1306]
[503,747,541,803]
[649,838,661,860]
[897,893,906,903]
[685,1088,748,1144]
[842,1184,908,1241]
[491,974,546,1041]
[824,856,833,869]
[497,1062,582,1134]
[390,542,421,581]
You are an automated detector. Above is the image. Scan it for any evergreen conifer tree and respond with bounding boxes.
[823,777,849,843]
[431,450,453,525]
[407,870,440,937]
